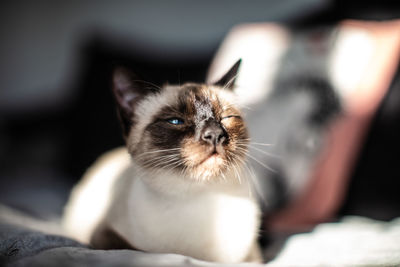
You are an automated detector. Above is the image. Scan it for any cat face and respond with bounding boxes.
[113,60,248,181]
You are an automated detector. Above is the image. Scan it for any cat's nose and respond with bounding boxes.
[201,123,227,146]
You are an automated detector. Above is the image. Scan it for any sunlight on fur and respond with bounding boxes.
[62,60,262,263]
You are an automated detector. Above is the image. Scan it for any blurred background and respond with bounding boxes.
[0,0,399,220]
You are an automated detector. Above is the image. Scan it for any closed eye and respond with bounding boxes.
[221,115,241,120]
[167,118,185,125]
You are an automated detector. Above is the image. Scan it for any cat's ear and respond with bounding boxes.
[112,67,158,137]
[213,59,241,90]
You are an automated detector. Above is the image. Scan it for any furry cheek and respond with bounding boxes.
[221,118,249,151]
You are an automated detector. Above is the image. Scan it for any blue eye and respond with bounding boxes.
[167,118,184,125]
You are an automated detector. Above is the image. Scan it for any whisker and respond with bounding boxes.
[152,156,182,167]
[231,157,254,196]
[235,143,249,149]
[136,148,181,158]
[155,157,181,166]
[234,146,250,155]
[222,74,238,91]
[154,160,184,172]
[242,162,265,201]
[220,170,227,182]
[152,154,180,159]
[246,154,276,173]
[132,79,163,91]
[164,162,184,171]
[140,154,180,164]
[249,146,281,159]
[142,156,180,168]
[143,148,181,154]
[249,142,274,147]
[237,138,274,147]
[231,158,242,184]
[241,164,253,198]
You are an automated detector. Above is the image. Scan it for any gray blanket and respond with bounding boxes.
[2,204,400,267]
[0,205,262,267]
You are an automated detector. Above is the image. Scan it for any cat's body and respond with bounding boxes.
[62,61,262,263]
[63,148,260,262]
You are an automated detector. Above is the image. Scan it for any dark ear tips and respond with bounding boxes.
[113,66,157,137]
[213,59,242,90]
[112,67,140,118]
[112,66,162,137]
[112,67,138,137]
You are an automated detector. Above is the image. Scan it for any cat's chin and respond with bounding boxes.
[200,153,224,167]
[185,154,230,181]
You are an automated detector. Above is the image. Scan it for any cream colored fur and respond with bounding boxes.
[62,82,261,263]
[62,147,261,263]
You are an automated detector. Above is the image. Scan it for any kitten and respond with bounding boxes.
[62,60,262,263]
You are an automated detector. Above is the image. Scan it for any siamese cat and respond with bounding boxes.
[62,60,262,263]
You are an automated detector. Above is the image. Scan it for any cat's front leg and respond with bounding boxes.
[245,242,263,263]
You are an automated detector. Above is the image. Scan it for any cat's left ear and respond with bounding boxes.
[213,59,241,90]
[112,67,158,137]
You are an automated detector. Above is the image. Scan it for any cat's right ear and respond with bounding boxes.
[213,59,241,90]
[112,67,157,137]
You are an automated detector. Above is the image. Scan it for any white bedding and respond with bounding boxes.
[267,216,400,266]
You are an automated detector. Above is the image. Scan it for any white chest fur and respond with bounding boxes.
[63,148,261,263]
[108,174,260,263]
